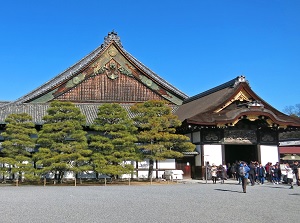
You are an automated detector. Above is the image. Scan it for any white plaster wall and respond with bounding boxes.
[63,171,75,179]
[203,144,222,166]
[260,145,279,165]
[135,170,165,179]
[157,159,175,169]
[137,171,149,179]
[127,159,176,179]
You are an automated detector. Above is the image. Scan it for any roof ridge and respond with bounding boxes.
[183,76,247,104]
[2,31,187,107]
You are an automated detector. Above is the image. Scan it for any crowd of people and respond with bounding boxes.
[207,160,300,193]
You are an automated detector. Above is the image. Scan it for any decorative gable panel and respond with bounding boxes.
[214,89,252,113]
[56,70,164,102]
[28,41,184,105]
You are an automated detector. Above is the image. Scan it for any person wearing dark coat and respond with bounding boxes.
[271,165,280,184]
[230,163,236,179]
[235,161,241,184]
[276,162,282,182]
[217,165,226,184]
[265,162,272,182]
[249,162,256,186]
[256,163,266,184]
[292,161,299,186]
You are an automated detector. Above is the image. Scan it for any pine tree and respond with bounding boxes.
[34,101,91,183]
[89,103,140,178]
[0,113,37,183]
[130,100,195,179]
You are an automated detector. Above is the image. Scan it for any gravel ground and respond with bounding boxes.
[1,180,299,223]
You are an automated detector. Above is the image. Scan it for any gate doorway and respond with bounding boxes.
[225,145,257,165]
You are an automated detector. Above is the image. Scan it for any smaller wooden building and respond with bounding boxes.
[175,76,300,179]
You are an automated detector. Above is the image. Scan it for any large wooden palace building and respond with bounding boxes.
[1,31,300,179]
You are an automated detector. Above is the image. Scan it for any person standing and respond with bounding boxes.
[211,164,218,184]
[276,162,282,183]
[249,161,256,186]
[271,164,280,184]
[235,161,241,184]
[239,161,250,193]
[256,163,266,185]
[265,162,272,182]
[206,161,212,181]
[230,163,236,179]
[285,163,294,189]
[292,161,299,186]
[217,164,226,184]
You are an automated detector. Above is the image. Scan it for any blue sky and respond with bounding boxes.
[0,0,299,112]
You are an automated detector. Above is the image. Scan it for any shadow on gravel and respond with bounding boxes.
[214,188,242,193]
[264,186,291,190]
[289,193,300,196]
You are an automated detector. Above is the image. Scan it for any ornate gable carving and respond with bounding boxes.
[214,89,251,113]
[53,46,166,102]
[29,43,183,105]
[56,70,164,102]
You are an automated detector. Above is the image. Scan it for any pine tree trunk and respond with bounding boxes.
[59,172,64,184]
[148,159,154,180]
[18,171,22,183]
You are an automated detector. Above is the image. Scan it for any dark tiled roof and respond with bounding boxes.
[0,101,10,105]
[175,84,235,122]
[183,76,246,104]
[0,103,179,125]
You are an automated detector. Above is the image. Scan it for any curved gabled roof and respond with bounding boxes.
[0,31,186,124]
[175,76,242,122]
[175,76,300,128]
[0,31,187,109]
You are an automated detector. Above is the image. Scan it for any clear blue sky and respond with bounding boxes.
[0,0,299,112]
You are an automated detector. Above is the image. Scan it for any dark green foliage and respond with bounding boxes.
[90,103,140,177]
[0,113,37,182]
[34,101,91,182]
[0,100,196,183]
[130,100,195,179]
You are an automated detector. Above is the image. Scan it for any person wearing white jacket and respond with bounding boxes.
[285,163,294,189]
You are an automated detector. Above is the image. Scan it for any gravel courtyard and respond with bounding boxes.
[1,181,299,223]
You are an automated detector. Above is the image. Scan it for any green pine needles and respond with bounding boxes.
[90,103,140,178]
[34,101,91,183]
[0,100,195,183]
[131,100,195,179]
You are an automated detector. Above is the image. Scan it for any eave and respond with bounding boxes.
[177,76,300,129]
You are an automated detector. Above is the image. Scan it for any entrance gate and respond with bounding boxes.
[224,145,258,165]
